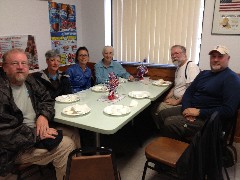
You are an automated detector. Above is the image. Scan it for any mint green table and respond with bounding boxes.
[54,81,170,146]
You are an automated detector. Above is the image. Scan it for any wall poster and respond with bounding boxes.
[0,35,39,70]
[212,0,240,35]
[48,1,77,65]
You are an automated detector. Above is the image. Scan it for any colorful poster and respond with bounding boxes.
[212,0,240,34]
[0,35,39,69]
[48,2,77,64]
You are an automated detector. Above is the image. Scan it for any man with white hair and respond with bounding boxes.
[94,46,134,84]
[160,45,240,141]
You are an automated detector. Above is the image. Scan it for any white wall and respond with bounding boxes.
[0,0,239,72]
[0,0,105,70]
[80,0,105,63]
[200,0,240,73]
[0,0,51,69]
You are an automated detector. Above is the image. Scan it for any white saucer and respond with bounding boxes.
[55,94,80,103]
[62,104,91,116]
[128,91,150,99]
[152,80,172,86]
[91,85,108,92]
[103,105,131,116]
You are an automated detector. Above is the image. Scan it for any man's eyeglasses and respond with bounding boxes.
[79,54,88,57]
[4,61,29,67]
[171,52,183,57]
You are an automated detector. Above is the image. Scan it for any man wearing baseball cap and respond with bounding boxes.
[159,45,240,141]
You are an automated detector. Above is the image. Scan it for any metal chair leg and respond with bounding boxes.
[224,167,230,180]
[142,160,149,180]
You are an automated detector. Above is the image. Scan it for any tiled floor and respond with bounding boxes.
[1,110,240,180]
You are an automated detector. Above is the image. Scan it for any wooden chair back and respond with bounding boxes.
[65,147,120,180]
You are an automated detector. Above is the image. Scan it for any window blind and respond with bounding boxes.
[112,0,203,64]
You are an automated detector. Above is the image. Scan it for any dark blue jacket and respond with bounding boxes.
[65,64,92,93]
[182,68,240,120]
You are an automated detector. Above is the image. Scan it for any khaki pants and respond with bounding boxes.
[56,124,81,149]
[15,136,75,180]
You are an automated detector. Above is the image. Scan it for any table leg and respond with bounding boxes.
[96,133,100,147]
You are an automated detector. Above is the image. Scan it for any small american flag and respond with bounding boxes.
[137,64,148,79]
[220,0,240,12]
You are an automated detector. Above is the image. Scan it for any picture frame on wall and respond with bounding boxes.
[212,0,240,35]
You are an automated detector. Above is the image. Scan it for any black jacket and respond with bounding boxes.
[32,69,72,99]
[0,73,55,176]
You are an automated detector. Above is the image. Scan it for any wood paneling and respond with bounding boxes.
[123,65,176,81]
[234,110,240,142]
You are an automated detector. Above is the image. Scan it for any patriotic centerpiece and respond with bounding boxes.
[137,63,148,80]
[107,72,119,100]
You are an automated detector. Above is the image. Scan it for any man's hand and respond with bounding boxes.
[163,88,174,101]
[128,75,135,81]
[185,116,196,122]
[36,115,58,140]
[182,108,200,122]
[164,97,180,106]
[183,108,200,117]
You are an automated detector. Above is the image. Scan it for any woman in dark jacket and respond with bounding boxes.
[32,50,80,149]
[32,50,72,99]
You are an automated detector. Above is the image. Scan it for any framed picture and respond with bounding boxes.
[212,0,240,35]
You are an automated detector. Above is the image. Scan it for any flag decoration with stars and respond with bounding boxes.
[137,64,148,80]
[107,72,119,100]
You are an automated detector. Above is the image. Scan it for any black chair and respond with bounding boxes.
[65,147,121,180]
[13,163,44,180]
[222,109,239,180]
[142,111,225,180]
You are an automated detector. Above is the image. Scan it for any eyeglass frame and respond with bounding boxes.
[78,54,89,57]
[4,61,29,67]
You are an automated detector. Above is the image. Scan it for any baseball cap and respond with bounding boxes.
[208,45,229,55]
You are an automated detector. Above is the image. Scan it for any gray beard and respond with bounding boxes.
[10,74,28,85]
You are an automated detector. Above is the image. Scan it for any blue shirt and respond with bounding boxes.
[94,60,131,84]
[182,67,240,119]
[65,64,92,93]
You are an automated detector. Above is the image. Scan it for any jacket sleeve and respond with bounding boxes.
[61,75,73,95]
[65,67,74,82]
[86,68,92,88]
[27,76,55,122]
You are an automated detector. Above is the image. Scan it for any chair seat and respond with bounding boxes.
[145,137,189,168]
